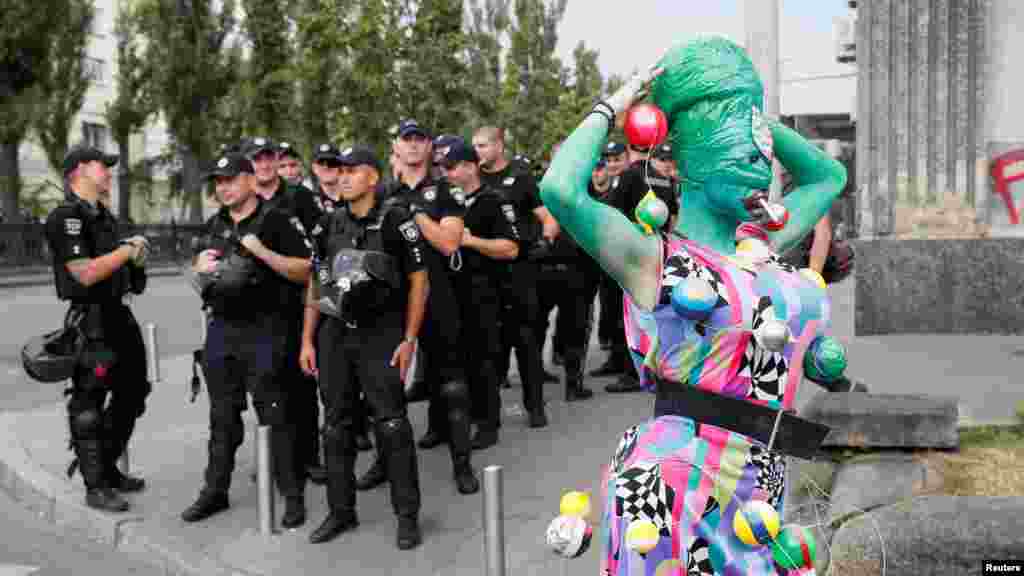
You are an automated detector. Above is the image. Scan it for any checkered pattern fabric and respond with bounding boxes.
[615,461,676,536]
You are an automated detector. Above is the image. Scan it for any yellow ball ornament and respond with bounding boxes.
[625,519,660,555]
[733,500,780,547]
[559,491,591,518]
[799,268,827,290]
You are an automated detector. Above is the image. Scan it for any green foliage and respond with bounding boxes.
[34,0,96,175]
[242,0,294,137]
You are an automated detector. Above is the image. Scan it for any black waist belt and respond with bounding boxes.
[653,379,830,460]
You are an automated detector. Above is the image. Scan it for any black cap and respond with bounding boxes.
[277,141,301,160]
[603,141,626,156]
[397,119,429,139]
[440,138,479,165]
[204,153,255,180]
[63,145,118,176]
[433,133,458,149]
[653,143,673,160]
[338,145,381,172]
[312,143,342,164]
[244,136,277,157]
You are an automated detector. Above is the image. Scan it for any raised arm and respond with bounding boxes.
[768,121,847,254]
[539,75,663,310]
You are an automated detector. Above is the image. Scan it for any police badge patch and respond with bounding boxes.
[451,187,465,206]
[422,187,436,202]
[289,216,307,236]
[399,221,420,242]
[64,218,82,236]
[503,177,516,186]
[501,204,516,223]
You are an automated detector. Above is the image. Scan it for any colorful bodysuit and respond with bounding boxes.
[601,232,829,575]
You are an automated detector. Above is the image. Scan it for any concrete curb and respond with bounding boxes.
[0,266,184,289]
[0,411,250,576]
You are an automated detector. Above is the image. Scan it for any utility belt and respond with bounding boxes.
[653,377,830,460]
[538,261,571,274]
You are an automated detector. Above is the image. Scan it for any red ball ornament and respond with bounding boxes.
[763,204,790,232]
[624,104,668,149]
[94,364,108,379]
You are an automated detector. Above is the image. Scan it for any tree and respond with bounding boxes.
[34,0,96,182]
[501,0,568,161]
[464,0,509,127]
[542,40,603,157]
[0,0,71,222]
[241,0,293,137]
[106,0,154,220]
[135,0,241,222]
[294,0,351,153]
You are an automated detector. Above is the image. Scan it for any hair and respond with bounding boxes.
[474,126,504,145]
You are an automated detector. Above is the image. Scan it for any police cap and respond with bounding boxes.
[63,144,118,176]
[602,141,626,157]
[313,143,342,164]
[244,136,277,158]
[397,119,430,139]
[338,145,382,173]
[439,138,479,166]
[278,141,302,160]
[204,153,255,180]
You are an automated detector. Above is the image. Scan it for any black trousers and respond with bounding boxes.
[420,290,473,463]
[535,260,595,383]
[456,273,504,432]
[201,315,302,499]
[66,302,151,490]
[496,262,545,414]
[317,312,420,518]
[286,317,321,471]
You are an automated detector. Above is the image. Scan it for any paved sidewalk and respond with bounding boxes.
[0,278,1018,575]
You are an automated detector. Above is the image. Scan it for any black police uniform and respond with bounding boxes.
[185,199,310,522]
[480,164,548,426]
[262,176,327,480]
[380,176,475,473]
[454,183,522,446]
[45,195,150,509]
[310,193,424,541]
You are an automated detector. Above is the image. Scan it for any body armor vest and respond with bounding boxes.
[192,208,269,305]
[314,199,402,321]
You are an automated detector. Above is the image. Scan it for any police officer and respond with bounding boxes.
[359,120,478,493]
[299,146,425,548]
[181,152,311,528]
[245,137,326,484]
[44,145,151,512]
[594,141,628,355]
[473,126,554,429]
[309,142,374,453]
[441,138,522,449]
[277,141,306,186]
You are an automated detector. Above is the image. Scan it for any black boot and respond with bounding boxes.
[396,515,422,550]
[282,496,306,528]
[565,348,593,402]
[471,425,498,451]
[109,468,146,493]
[86,488,130,513]
[181,491,230,522]
[307,465,328,485]
[441,380,476,492]
[453,457,480,495]
[589,359,624,377]
[71,410,128,512]
[309,511,359,544]
[417,429,447,450]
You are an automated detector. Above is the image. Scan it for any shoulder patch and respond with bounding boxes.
[310,223,323,237]
[398,220,420,243]
[64,218,82,236]
[422,186,437,202]
[451,187,465,205]
[502,176,516,186]
[289,216,307,235]
[501,204,516,223]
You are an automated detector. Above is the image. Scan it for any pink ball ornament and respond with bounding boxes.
[624,103,669,149]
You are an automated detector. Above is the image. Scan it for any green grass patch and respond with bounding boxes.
[958,424,1024,450]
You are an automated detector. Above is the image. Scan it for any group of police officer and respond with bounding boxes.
[43,120,681,551]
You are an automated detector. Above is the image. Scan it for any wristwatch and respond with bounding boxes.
[403,336,417,345]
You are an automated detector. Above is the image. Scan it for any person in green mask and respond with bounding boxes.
[541,37,849,574]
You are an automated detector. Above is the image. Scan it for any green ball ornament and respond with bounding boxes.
[803,335,847,383]
[771,525,817,570]
[634,190,669,235]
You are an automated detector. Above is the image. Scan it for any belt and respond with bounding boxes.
[653,378,830,460]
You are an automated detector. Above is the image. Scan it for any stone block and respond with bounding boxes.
[802,392,959,449]
[830,496,1024,576]
[828,452,944,521]
[854,238,1024,335]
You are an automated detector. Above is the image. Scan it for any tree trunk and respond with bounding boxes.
[116,132,132,221]
[182,150,204,223]
[0,140,22,223]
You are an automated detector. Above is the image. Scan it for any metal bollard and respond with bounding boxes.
[483,465,506,576]
[257,425,275,536]
[144,322,161,384]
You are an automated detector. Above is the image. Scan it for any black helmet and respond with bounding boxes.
[21,325,83,383]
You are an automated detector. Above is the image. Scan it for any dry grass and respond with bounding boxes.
[892,193,990,239]
[926,425,1024,496]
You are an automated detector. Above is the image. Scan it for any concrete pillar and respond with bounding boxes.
[744,0,782,200]
[984,0,1024,231]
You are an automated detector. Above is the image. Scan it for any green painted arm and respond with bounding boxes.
[768,121,848,254]
[539,114,661,310]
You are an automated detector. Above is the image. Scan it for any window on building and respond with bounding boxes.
[82,122,108,151]
[84,58,105,84]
